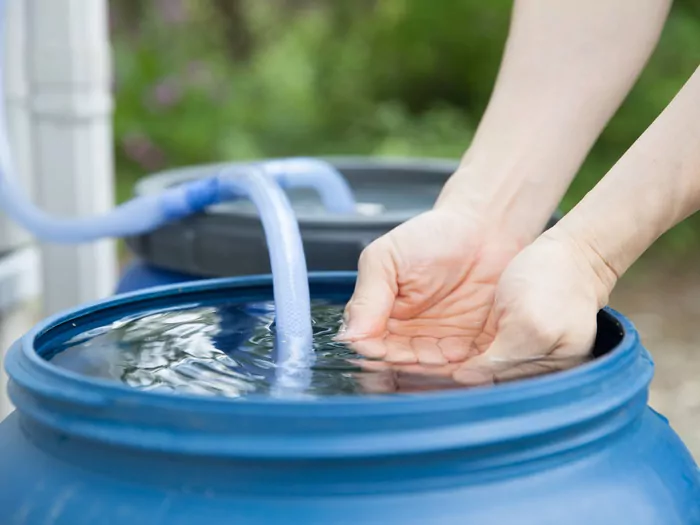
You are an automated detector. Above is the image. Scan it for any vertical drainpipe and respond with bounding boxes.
[1,0,33,250]
[0,0,41,419]
[27,0,117,316]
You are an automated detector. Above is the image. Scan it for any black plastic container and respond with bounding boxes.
[125,157,561,278]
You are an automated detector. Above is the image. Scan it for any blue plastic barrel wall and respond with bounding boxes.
[116,258,199,294]
[1,273,699,524]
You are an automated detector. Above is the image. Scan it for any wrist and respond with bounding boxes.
[434,162,562,246]
[434,73,614,244]
[541,221,619,308]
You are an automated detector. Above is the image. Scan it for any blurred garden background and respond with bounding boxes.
[109,0,700,454]
[110,0,700,257]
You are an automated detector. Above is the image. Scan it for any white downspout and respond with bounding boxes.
[27,0,117,316]
[0,0,41,420]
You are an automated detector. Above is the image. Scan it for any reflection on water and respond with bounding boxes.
[48,301,579,398]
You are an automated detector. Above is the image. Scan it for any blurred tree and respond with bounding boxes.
[110,0,147,36]
[211,0,254,62]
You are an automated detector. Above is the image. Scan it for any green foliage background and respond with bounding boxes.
[110,0,700,258]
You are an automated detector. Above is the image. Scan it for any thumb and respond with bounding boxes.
[338,242,398,341]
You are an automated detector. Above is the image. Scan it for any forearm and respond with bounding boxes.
[552,66,700,303]
[437,0,671,243]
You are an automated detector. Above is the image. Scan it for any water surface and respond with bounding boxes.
[49,300,573,398]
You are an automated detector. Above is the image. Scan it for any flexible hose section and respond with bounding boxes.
[218,167,315,384]
[0,0,357,386]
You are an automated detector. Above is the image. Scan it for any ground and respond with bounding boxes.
[611,259,700,459]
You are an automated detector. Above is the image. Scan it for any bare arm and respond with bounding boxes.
[437,0,672,244]
[554,66,700,302]
[341,0,673,344]
[448,65,700,384]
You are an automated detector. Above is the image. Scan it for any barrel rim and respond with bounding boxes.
[5,272,652,460]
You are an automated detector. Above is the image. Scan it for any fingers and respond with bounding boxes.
[412,336,449,365]
[438,336,480,362]
[338,241,398,341]
[452,326,533,385]
[453,309,596,385]
[349,336,416,363]
[349,335,462,365]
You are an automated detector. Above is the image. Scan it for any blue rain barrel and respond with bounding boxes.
[1,272,698,524]
[116,258,199,294]
[118,156,562,294]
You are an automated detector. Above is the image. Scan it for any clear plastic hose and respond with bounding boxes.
[261,157,355,214]
[216,166,314,380]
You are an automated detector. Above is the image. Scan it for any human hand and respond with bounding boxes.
[342,226,615,387]
[337,204,525,362]
[446,228,615,384]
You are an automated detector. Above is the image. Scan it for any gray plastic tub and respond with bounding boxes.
[125,157,561,277]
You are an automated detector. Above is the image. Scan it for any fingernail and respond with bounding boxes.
[335,322,349,341]
[335,320,361,342]
[334,304,350,340]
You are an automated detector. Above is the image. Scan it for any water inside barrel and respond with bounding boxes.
[49,300,585,398]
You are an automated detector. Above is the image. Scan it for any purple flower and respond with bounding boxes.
[122,133,166,171]
[155,81,181,107]
[145,77,183,110]
[155,0,187,25]
[186,61,215,89]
